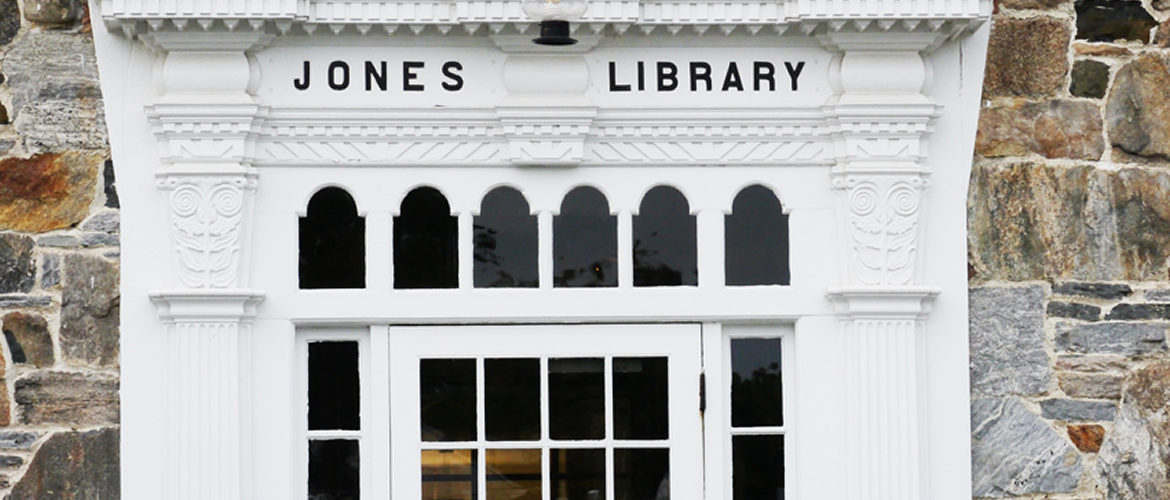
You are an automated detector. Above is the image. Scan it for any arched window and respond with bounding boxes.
[634,186,697,287]
[554,186,616,288]
[299,187,365,289]
[726,185,789,286]
[474,187,538,288]
[394,187,457,289]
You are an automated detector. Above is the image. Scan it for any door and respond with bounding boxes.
[389,324,703,500]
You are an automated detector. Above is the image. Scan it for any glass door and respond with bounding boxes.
[389,324,702,500]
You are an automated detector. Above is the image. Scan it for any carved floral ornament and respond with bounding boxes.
[156,174,256,289]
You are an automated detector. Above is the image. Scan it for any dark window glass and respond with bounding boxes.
[550,449,605,500]
[422,449,477,500]
[726,185,789,286]
[732,435,784,500]
[300,187,365,289]
[486,449,542,500]
[395,187,457,289]
[554,187,616,288]
[308,341,360,430]
[549,358,605,439]
[614,448,669,500]
[308,439,360,500]
[485,358,540,441]
[475,188,538,288]
[421,359,477,442]
[613,357,669,440]
[634,186,697,287]
[731,338,783,427]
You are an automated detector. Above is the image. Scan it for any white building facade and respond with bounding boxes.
[91,0,990,497]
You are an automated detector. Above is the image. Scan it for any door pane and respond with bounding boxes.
[486,449,542,500]
[309,439,360,500]
[551,449,605,500]
[613,357,669,440]
[730,338,783,427]
[549,358,605,440]
[485,358,540,441]
[421,359,477,442]
[614,448,669,500]
[732,435,784,500]
[422,449,477,500]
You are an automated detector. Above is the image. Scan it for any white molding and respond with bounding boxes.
[156,172,258,289]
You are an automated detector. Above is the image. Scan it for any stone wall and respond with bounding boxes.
[0,0,120,497]
[970,0,1170,497]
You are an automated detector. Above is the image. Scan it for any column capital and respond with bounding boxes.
[150,289,265,323]
[827,286,939,319]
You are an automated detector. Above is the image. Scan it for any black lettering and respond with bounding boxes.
[294,61,311,90]
[785,61,805,91]
[637,61,646,91]
[608,62,631,92]
[657,62,678,91]
[721,62,743,91]
[690,62,712,91]
[365,61,387,91]
[442,61,464,91]
[328,61,350,91]
[403,61,425,91]
[754,62,775,91]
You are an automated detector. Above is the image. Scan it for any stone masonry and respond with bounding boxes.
[971,0,1170,496]
[0,0,120,497]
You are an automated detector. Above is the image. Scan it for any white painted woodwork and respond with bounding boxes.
[93,0,991,496]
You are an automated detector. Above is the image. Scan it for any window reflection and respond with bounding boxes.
[554,187,617,288]
[300,187,365,289]
[475,187,538,288]
[395,187,457,289]
[634,186,697,287]
[725,185,789,286]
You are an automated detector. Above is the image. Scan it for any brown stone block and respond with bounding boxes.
[1067,424,1105,452]
[0,152,101,233]
[998,0,1066,10]
[1097,360,1170,497]
[14,371,118,426]
[976,100,1104,160]
[984,16,1072,98]
[1107,52,1170,160]
[1,312,55,368]
[7,428,118,498]
[20,0,83,26]
[970,162,1170,281]
[1073,42,1133,56]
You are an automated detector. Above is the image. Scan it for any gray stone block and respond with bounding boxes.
[0,234,35,294]
[970,285,1052,397]
[0,432,39,450]
[1055,321,1166,356]
[60,255,119,367]
[1098,361,1170,499]
[7,428,119,499]
[1040,398,1117,421]
[14,372,118,426]
[1053,281,1133,300]
[972,397,1083,497]
[1048,301,1101,321]
[40,253,58,288]
[0,295,51,308]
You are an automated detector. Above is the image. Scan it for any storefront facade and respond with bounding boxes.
[92,0,990,498]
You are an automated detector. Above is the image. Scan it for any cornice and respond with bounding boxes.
[99,0,990,40]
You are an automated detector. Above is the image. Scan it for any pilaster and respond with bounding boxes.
[143,31,271,500]
[820,31,944,500]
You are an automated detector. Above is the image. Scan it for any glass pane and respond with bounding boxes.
[634,186,697,287]
[551,449,605,500]
[300,187,365,289]
[308,341,359,431]
[614,448,669,500]
[421,359,477,442]
[422,449,477,500]
[613,357,668,440]
[731,338,783,427]
[475,188,538,288]
[549,358,605,440]
[486,449,541,500]
[395,187,458,289]
[733,435,784,500]
[725,185,789,286]
[485,358,540,441]
[554,187,617,288]
[308,439,359,500]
